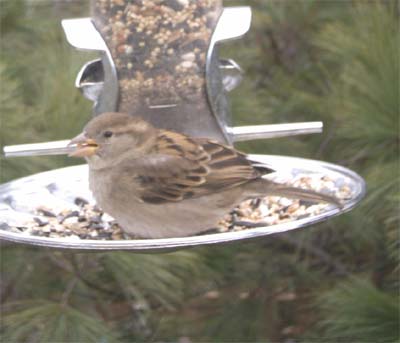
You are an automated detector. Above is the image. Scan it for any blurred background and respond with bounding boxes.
[0,0,398,342]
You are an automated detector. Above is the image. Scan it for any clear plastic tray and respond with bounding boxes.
[0,155,365,252]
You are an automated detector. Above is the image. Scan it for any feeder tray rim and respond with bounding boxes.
[0,154,366,252]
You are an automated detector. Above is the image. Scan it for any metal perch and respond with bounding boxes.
[3,121,323,158]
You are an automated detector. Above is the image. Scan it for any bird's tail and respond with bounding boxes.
[250,180,343,208]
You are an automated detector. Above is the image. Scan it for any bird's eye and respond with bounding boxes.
[103,131,113,138]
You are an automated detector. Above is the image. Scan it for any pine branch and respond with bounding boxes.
[277,233,349,276]
[60,277,78,307]
[69,254,117,297]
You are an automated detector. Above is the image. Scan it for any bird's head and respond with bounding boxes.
[68,112,156,170]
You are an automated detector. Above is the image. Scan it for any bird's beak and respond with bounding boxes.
[68,132,99,158]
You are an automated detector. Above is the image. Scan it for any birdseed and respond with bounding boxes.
[91,0,222,112]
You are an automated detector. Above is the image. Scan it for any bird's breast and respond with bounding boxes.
[88,168,116,210]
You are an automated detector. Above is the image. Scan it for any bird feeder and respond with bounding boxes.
[0,0,365,252]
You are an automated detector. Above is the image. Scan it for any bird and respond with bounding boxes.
[68,112,342,239]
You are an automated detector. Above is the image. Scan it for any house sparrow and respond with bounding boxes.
[68,112,341,238]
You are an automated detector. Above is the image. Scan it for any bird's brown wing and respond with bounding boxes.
[127,131,273,204]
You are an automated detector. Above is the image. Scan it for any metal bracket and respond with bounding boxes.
[206,7,252,144]
[61,18,119,114]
